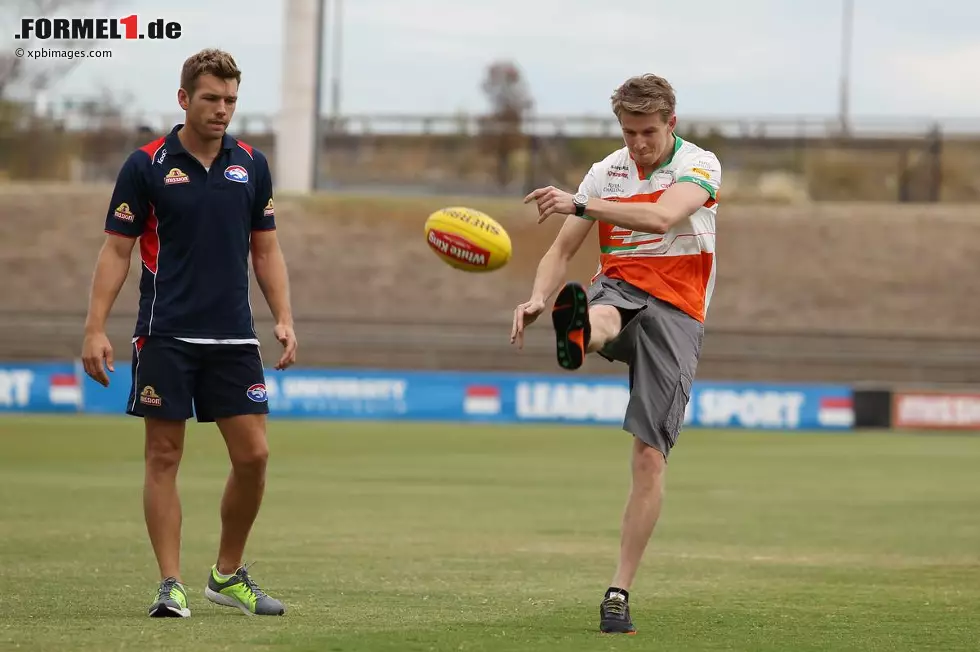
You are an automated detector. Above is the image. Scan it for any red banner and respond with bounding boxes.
[893,392,980,430]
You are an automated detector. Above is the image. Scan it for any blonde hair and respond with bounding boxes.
[610,74,676,121]
[180,48,241,97]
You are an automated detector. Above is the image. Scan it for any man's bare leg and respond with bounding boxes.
[143,417,187,581]
[584,301,664,588]
[599,437,664,634]
[611,437,666,591]
[204,413,285,616]
[214,413,269,574]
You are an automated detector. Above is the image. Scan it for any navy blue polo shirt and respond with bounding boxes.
[103,124,276,340]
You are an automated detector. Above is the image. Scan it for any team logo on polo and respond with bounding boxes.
[139,386,162,407]
[224,165,249,183]
[113,202,134,222]
[654,171,675,188]
[164,168,189,185]
[263,198,274,217]
[246,383,268,402]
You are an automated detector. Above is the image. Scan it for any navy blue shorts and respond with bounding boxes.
[127,337,270,422]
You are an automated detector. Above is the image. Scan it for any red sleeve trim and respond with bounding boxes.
[105,229,138,239]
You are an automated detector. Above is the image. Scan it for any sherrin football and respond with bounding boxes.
[424,206,512,272]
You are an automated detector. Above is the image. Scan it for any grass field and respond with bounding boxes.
[1,416,978,651]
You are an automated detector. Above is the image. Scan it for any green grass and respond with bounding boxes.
[1,416,979,651]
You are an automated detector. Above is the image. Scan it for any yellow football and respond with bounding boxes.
[424,206,512,272]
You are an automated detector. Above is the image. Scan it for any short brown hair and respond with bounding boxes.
[610,74,676,121]
[180,48,241,97]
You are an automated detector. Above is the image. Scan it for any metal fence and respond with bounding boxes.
[3,112,979,202]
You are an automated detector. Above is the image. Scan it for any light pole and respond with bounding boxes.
[329,0,343,120]
[312,0,325,187]
[838,0,854,135]
[278,0,324,193]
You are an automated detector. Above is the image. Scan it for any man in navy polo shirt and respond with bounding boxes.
[81,48,296,619]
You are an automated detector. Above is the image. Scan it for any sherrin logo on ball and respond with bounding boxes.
[424,206,512,272]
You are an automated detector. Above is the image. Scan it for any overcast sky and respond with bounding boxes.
[14,0,980,124]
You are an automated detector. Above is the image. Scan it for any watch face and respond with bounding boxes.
[574,193,588,205]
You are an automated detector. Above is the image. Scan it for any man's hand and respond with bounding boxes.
[82,330,114,387]
[524,186,576,223]
[273,323,297,370]
[510,298,547,349]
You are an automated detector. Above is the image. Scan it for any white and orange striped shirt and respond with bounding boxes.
[578,135,721,323]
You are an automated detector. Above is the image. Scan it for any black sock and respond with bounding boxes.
[605,586,629,602]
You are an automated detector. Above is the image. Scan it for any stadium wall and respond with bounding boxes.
[1,360,857,431]
[7,361,979,431]
[8,360,979,432]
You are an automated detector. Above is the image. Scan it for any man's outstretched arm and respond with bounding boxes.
[511,215,594,349]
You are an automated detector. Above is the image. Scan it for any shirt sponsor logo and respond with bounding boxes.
[263,198,274,217]
[113,202,134,222]
[164,167,189,185]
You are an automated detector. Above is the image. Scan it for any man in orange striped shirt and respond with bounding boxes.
[510,73,722,636]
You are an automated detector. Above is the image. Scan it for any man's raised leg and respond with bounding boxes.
[551,281,623,369]
[144,416,191,617]
[204,413,285,616]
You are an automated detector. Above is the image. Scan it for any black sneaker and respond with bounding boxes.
[599,592,636,634]
[551,282,591,370]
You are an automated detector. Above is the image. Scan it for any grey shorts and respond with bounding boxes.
[587,274,704,459]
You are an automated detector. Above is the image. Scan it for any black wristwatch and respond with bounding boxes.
[573,192,589,217]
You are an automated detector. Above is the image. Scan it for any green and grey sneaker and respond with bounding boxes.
[148,576,191,618]
[204,563,286,616]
